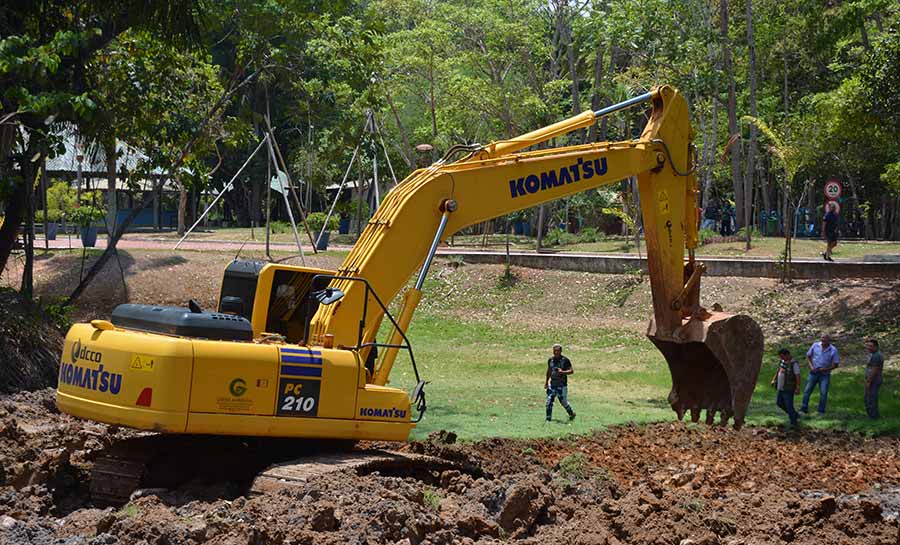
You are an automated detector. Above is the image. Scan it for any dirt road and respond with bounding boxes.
[1,389,897,545]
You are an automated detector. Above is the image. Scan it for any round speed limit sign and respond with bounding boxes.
[824,180,842,200]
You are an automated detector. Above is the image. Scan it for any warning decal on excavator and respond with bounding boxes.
[657,190,670,214]
[130,354,155,372]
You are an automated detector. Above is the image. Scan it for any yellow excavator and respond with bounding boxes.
[57,85,762,499]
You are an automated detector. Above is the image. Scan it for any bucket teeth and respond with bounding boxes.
[649,313,763,430]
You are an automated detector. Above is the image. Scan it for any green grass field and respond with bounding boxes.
[382,265,900,441]
[392,312,900,441]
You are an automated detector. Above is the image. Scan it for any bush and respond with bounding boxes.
[68,206,105,227]
[335,199,370,220]
[577,226,606,243]
[45,209,63,223]
[736,226,763,238]
[47,180,77,214]
[306,212,340,233]
[544,228,577,246]
[269,221,293,235]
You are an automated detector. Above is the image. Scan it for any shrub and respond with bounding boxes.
[47,180,77,214]
[736,226,763,238]
[306,212,340,233]
[335,199,369,220]
[544,228,577,246]
[68,206,105,227]
[269,221,292,234]
[577,226,606,243]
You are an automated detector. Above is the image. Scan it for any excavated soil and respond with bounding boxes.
[1,390,898,545]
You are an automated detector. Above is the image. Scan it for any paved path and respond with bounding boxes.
[35,236,899,279]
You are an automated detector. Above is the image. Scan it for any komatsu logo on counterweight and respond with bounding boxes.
[508,157,608,198]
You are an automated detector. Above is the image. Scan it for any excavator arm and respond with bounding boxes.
[310,85,762,427]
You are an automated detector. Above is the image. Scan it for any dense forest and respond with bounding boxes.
[1,0,899,285]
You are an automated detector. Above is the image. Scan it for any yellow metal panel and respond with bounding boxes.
[189,341,278,415]
[308,348,358,419]
[355,385,412,423]
[56,324,193,431]
[185,413,413,441]
[57,391,185,432]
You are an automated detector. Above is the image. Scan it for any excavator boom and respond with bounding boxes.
[312,85,762,427]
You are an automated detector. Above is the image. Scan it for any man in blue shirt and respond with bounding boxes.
[801,334,840,414]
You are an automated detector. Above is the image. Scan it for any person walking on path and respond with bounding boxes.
[801,334,840,415]
[864,338,884,419]
[770,348,801,426]
[545,343,576,422]
[822,202,839,261]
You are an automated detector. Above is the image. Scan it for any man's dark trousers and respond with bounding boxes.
[776,390,798,425]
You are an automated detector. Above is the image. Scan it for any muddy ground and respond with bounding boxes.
[1,389,898,545]
[2,255,899,544]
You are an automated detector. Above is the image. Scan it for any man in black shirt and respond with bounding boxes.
[822,202,839,261]
[545,343,576,422]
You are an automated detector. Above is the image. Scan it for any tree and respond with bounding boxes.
[0,0,202,281]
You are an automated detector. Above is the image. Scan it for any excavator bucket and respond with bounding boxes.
[648,312,763,429]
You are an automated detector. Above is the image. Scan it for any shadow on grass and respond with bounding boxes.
[143,255,189,270]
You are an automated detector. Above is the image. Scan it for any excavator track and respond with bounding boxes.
[89,435,361,506]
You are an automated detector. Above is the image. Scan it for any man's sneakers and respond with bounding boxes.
[568,411,576,421]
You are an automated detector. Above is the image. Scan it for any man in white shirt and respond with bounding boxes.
[801,334,840,415]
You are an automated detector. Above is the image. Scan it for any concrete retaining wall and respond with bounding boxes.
[436,249,900,279]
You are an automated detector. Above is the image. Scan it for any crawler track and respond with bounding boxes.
[89,435,360,505]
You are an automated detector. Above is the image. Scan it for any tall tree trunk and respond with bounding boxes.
[744,0,758,250]
[428,63,438,156]
[561,2,582,142]
[536,204,545,250]
[721,0,744,227]
[21,159,35,299]
[383,86,415,169]
[0,137,40,278]
[588,43,604,143]
[106,139,118,235]
[177,181,188,235]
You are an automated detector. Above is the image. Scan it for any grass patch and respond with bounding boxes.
[118,504,140,518]
[391,310,900,441]
[388,313,672,441]
[423,488,442,510]
[746,344,900,435]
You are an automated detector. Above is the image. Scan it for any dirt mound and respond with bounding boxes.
[0,399,898,545]
[0,289,64,393]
